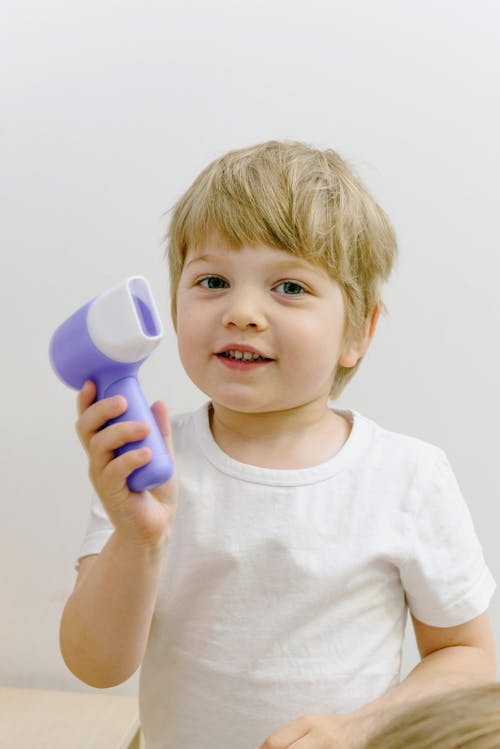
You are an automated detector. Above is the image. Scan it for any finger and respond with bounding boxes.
[259,733,313,749]
[76,380,97,416]
[284,736,316,749]
[89,420,151,475]
[259,717,311,749]
[76,394,128,448]
[150,400,168,436]
[151,400,175,458]
[100,446,153,494]
[148,401,177,504]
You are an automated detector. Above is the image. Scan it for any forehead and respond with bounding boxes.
[184,235,328,276]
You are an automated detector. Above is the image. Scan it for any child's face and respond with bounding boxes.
[175,235,358,416]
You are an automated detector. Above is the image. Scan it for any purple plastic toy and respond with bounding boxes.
[49,276,174,492]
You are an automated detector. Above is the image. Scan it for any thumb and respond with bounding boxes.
[150,400,175,459]
[150,401,177,506]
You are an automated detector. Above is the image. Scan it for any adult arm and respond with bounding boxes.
[259,611,496,748]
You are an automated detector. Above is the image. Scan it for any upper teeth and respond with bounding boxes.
[225,349,264,360]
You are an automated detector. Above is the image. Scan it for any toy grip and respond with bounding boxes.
[103,376,174,492]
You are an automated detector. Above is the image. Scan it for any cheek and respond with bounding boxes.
[176,305,197,354]
[288,312,339,350]
[176,293,199,336]
[283,314,342,373]
[176,303,213,368]
[176,330,204,387]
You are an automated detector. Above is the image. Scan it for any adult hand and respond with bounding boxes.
[259,713,359,749]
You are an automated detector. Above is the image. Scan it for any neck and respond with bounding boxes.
[209,400,351,469]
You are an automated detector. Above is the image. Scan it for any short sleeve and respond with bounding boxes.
[400,448,496,627]
[77,492,114,564]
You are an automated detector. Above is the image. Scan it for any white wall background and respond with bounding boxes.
[1,0,499,697]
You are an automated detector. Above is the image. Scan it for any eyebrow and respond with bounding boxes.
[185,253,221,267]
[185,252,318,273]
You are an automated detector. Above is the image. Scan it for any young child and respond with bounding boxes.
[60,141,496,749]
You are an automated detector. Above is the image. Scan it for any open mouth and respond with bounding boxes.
[217,349,271,362]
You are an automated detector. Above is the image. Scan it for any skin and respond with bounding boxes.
[175,235,376,469]
[258,613,496,747]
[60,235,496,746]
[60,392,177,687]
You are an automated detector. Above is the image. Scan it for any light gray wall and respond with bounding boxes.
[1,0,498,695]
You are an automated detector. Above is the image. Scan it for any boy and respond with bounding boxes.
[60,141,496,749]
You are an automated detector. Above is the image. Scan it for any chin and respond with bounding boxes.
[209,391,274,414]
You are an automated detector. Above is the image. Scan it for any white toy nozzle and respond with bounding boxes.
[87,276,164,363]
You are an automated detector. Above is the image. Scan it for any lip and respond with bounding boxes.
[214,343,274,371]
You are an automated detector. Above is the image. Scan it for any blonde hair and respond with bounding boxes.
[166,140,397,398]
[362,684,500,749]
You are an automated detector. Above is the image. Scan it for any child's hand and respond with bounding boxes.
[75,380,177,549]
[259,713,361,749]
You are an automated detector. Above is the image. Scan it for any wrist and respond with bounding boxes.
[106,495,176,553]
[338,709,381,749]
[109,527,170,564]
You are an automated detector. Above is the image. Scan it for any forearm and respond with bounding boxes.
[353,645,496,740]
[259,644,496,749]
[60,532,166,688]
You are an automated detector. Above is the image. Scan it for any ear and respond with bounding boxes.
[338,301,382,369]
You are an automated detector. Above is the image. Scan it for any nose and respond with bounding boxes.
[221,287,268,331]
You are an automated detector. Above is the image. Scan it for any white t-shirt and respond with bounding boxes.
[79,404,496,749]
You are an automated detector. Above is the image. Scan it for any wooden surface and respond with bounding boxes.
[0,687,141,749]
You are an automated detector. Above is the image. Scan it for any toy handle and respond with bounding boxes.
[103,376,174,492]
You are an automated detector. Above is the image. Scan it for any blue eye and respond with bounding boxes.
[274,281,305,295]
[199,276,229,289]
